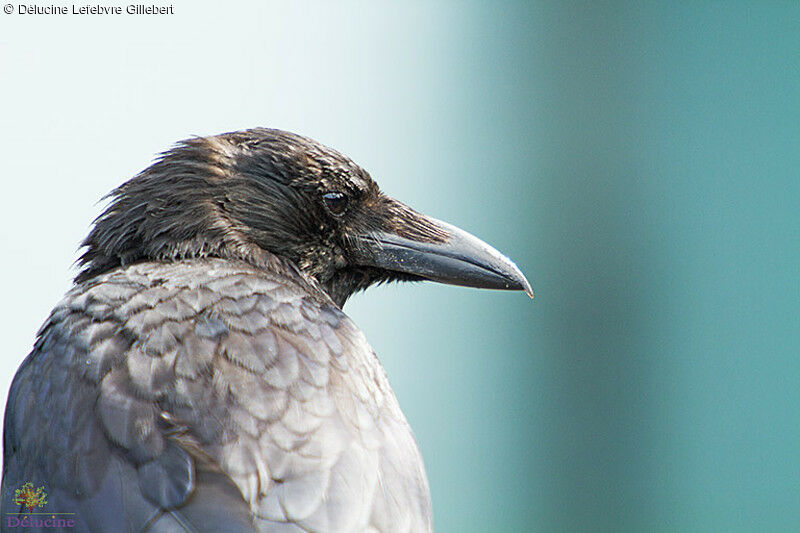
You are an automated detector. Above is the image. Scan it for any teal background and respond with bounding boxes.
[1,2,798,531]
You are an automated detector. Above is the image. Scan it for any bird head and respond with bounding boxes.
[78,128,532,307]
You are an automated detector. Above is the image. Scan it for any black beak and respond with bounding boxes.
[353,206,533,297]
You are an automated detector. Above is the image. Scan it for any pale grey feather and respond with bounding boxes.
[2,259,431,532]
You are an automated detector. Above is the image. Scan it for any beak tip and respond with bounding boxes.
[524,283,535,299]
[505,261,534,299]
[518,274,535,299]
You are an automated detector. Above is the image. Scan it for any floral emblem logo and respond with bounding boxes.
[13,483,48,514]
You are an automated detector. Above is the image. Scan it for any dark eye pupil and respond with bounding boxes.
[323,192,348,215]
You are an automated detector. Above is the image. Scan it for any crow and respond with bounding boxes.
[1,129,531,532]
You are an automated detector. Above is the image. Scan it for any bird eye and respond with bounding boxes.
[322,191,349,216]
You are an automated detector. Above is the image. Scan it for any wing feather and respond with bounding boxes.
[2,259,431,532]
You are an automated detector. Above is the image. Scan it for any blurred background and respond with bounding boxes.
[1,2,798,531]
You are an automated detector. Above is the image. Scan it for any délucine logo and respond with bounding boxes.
[6,482,76,529]
[13,483,48,514]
